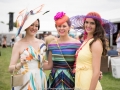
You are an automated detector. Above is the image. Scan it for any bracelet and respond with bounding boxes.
[15,64,19,70]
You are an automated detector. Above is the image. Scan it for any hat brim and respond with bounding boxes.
[70,15,117,34]
[16,13,42,36]
[21,13,42,32]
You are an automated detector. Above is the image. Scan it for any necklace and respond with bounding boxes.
[75,37,93,58]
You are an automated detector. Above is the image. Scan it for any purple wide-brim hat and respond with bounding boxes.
[70,15,117,34]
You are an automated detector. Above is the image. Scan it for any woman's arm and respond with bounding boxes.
[8,42,22,73]
[89,40,103,90]
[43,39,58,70]
[43,51,53,70]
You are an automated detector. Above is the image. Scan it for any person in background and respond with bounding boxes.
[10,35,15,47]
[42,31,48,40]
[1,35,7,48]
[74,12,107,90]
[105,37,110,51]
[116,30,120,55]
[107,46,118,56]
[9,5,47,90]
[107,46,118,71]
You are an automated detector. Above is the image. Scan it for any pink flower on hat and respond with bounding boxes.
[54,12,65,21]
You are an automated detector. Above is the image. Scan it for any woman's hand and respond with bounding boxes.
[43,60,48,64]
[20,56,27,65]
[72,68,76,73]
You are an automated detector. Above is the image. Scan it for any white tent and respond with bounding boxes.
[101,8,120,23]
[0,23,17,34]
[0,23,18,45]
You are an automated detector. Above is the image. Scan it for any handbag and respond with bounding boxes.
[11,65,24,87]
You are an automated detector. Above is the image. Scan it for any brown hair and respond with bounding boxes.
[37,19,40,30]
[88,19,107,55]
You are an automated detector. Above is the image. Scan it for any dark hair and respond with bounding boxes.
[118,30,120,33]
[84,19,107,55]
[37,19,40,30]
[79,34,83,39]
[48,31,51,35]
[3,35,7,39]
[66,18,71,27]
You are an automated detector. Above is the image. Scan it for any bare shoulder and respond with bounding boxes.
[36,38,45,44]
[49,37,80,44]
[49,39,57,44]
[91,39,103,54]
[91,39,102,48]
[70,37,81,43]
[93,39,102,44]
[12,40,23,52]
[14,40,22,48]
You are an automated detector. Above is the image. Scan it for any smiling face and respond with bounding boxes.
[84,18,96,35]
[26,19,39,36]
[56,22,70,37]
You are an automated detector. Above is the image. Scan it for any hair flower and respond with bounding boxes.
[54,12,65,21]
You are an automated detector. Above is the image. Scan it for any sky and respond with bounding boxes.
[0,0,120,25]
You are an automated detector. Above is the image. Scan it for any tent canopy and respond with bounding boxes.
[101,8,120,23]
[0,23,18,34]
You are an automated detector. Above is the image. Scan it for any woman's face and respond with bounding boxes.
[26,20,39,36]
[84,18,96,35]
[56,22,70,37]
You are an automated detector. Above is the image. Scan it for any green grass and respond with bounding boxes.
[0,47,120,90]
[101,72,120,90]
[0,47,12,89]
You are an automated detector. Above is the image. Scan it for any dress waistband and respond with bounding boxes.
[76,65,92,71]
[53,61,74,69]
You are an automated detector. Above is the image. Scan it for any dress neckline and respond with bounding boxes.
[28,45,40,52]
[75,38,93,58]
[49,42,81,45]
[20,45,40,55]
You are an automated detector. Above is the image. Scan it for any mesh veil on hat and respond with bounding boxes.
[16,4,49,36]
[70,12,117,34]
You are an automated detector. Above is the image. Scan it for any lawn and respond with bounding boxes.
[0,47,120,90]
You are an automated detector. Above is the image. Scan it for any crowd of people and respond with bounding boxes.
[7,5,118,90]
[0,34,22,48]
